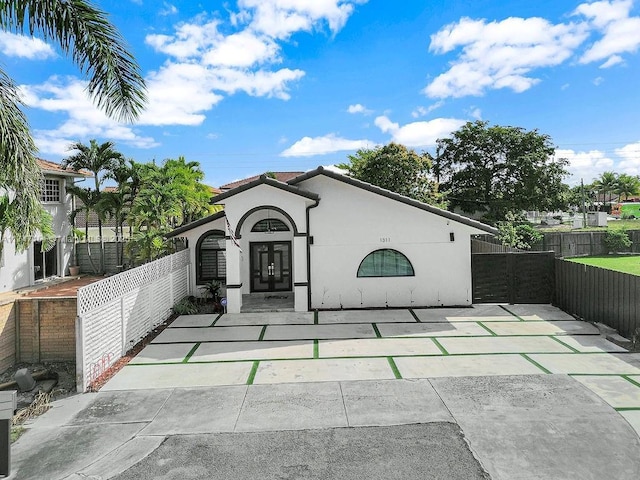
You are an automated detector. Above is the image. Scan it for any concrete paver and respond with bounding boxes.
[621,410,640,437]
[529,353,640,375]
[377,321,492,337]
[504,304,576,321]
[215,312,314,326]
[318,309,416,323]
[234,382,348,431]
[573,376,640,409]
[554,335,629,352]
[189,340,314,362]
[483,320,600,336]
[69,389,173,424]
[430,375,640,480]
[128,343,195,364]
[340,379,453,426]
[413,304,511,321]
[437,335,573,354]
[169,314,217,328]
[394,353,545,378]
[253,358,396,384]
[151,325,263,343]
[102,362,254,390]
[141,386,247,435]
[319,337,442,357]
[263,323,377,340]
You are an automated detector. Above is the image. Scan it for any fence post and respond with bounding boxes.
[75,315,85,393]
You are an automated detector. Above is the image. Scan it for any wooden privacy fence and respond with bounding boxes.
[555,259,640,339]
[535,230,640,257]
[472,252,556,304]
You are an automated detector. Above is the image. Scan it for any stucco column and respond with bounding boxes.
[293,236,308,312]
[225,239,242,313]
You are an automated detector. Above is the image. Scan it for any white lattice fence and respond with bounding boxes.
[76,249,191,391]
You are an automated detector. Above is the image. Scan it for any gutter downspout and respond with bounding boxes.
[306,199,320,311]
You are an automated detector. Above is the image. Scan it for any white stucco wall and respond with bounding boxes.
[298,175,488,309]
[0,176,77,293]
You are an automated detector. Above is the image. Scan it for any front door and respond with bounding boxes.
[33,240,57,281]
[250,242,292,292]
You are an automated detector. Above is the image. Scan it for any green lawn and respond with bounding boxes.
[539,219,640,232]
[567,255,640,276]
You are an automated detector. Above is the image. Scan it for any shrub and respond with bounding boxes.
[497,212,543,250]
[604,229,632,253]
[172,298,198,315]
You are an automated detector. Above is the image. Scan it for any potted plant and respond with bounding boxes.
[200,280,223,313]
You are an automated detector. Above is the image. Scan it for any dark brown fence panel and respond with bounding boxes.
[472,252,555,304]
[555,259,640,338]
[536,229,640,257]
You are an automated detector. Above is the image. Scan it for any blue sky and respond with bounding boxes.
[3,0,640,187]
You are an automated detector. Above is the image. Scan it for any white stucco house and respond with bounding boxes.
[0,159,90,293]
[167,167,498,313]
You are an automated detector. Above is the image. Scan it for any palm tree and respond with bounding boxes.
[616,174,640,201]
[593,171,618,212]
[0,1,146,254]
[63,139,124,272]
[66,185,101,273]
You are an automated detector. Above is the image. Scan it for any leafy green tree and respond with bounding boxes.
[0,1,146,254]
[615,173,640,201]
[434,121,569,222]
[604,229,632,253]
[497,212,543,250]
[338,143,445,206]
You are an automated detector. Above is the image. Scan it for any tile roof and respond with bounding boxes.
[37,158,92,177]
[220,172,303,190]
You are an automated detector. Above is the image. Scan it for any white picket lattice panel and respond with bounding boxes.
[76,249,191,391]
[77,249,190,316]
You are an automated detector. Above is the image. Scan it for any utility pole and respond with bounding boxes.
[581,178,587,228]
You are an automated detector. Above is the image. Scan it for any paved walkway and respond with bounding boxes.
[8,304,640,479]
[102,304,640,434]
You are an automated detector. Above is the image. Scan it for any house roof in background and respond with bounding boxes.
[219,172,304,190]
[37,158,92,178]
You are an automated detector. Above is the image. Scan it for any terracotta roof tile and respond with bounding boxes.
[220,171,304,190]
[37,158,92,177]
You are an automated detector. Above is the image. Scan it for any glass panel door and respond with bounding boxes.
[250,242,292,292]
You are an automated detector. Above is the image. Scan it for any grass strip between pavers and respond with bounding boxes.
[476,322,498,336]
[210,314,223,327]
[182,343,201,363]
[314,339,319,359]
[372,323,382,338]
[246,361,260,385]
[387,357,402,379]
[622,375,640,388]
[409,309,421,323]
[258,325,267,341]
[499,305,525,321]
[520,353,552,374]
[547,335,581,353]
[431,338,449,355]
[314,310,319,325]
[614,407,640,411]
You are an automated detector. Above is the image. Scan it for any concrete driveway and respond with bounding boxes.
[9,304,640,479]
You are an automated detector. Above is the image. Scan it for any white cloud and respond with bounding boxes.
[425,16,588,98]
[555,148,615,184]
[615,142,640,174]
[239,0,367,39]
[576,0,640,66]
[160,2,178,16]
[593,76,604,85]
[0,32,55,59]
[374,115,465,147]
[20,77,159,154]
[411,101,444,118]
[347,103,372,114]
[281,133,371,157]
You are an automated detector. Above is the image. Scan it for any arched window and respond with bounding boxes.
[357,249,415,277]
[197,230,226,284]
[251,218,290,233]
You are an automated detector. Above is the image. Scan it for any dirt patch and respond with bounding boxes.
[0,361,76,409]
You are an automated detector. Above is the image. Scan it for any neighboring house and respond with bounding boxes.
[168,167,497,313]
[0,159,91,293]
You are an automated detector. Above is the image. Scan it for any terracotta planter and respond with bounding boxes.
[69,265,80,276]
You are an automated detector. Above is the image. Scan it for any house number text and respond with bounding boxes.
[380,237,391,243]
